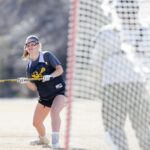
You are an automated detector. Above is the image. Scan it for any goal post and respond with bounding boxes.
[64,0,79,150]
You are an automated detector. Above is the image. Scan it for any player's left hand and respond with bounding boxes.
[42,75,52,82]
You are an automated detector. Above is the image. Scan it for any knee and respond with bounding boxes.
[33,120,41,128]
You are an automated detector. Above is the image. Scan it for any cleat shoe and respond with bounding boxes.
[39,136,49,145]
[30,136,49,145]
[30,140,44,145]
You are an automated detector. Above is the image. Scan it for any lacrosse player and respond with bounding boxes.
[17,35,66,148]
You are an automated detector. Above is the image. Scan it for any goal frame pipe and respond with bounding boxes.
[65,0,79,149]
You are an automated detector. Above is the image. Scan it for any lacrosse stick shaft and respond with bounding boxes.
[0,78,43,83]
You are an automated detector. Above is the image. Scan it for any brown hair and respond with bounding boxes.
[22,43,42,60]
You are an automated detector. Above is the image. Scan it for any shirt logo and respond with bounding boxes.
[55,83,63,89]
[31,67,46,79]
[45,62,48,65]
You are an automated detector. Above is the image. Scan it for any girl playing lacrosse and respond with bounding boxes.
[17,35,66,149]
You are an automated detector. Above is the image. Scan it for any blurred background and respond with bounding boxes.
[0,0,69,97]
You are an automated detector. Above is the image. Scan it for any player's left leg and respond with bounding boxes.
[51,94,66,148]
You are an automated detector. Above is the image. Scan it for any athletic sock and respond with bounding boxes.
[52,132,59,146]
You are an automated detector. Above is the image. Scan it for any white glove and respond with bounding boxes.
[17,77,29,84]
[42,75,53,82]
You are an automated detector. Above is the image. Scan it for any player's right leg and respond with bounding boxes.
[30,103,50,145]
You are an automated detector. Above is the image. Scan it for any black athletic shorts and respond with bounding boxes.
[38,91,65,108]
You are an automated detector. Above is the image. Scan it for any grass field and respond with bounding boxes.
[0,98,141,150]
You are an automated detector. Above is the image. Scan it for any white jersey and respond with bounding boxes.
[92,23,150,85]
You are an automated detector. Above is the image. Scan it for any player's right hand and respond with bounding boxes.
[17,77,29,84]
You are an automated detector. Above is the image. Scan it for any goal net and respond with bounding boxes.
[65,0,150,150]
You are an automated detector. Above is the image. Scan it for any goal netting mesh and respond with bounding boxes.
[65,0,150,150]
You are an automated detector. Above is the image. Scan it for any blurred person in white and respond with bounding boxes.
[17,35,66,149]
[92,0,150,149]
